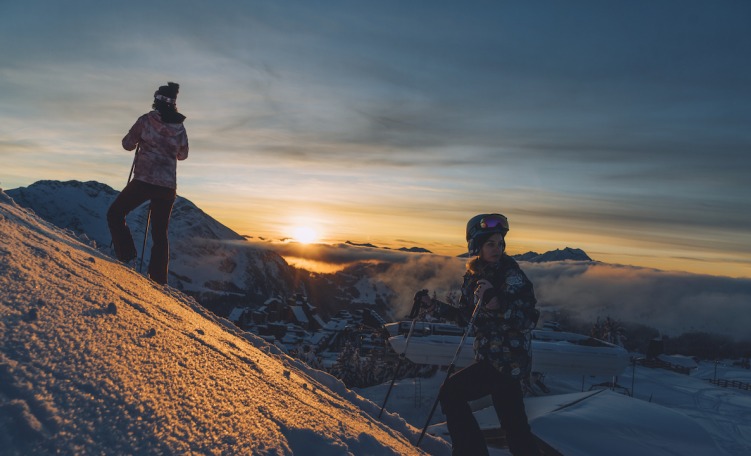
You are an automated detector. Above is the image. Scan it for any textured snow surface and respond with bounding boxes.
[0,190,449,455]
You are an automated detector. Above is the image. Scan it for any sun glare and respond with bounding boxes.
[292,226,319,244]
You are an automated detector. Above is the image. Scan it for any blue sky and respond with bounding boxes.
[1,0,750,277]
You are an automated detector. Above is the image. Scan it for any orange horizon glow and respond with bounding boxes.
[249,219,751,279]
[283,257,350,274]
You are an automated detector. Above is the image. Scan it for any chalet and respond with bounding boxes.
[228,307,252,329]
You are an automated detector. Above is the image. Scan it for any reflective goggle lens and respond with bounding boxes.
[480,215,508,231]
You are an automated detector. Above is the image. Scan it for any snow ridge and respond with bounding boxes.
[6,180,294,299]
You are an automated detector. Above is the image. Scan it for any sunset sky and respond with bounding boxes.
[2,1,750,278]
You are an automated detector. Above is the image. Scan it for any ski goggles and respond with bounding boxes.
[479,214,508,231]
[154,93,176,105]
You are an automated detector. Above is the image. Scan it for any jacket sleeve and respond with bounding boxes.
[122,116,145,151]
[499,267,540,331]
[176,130,189,161]
[456,273,477,326]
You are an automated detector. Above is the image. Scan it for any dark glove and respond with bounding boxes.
[408,289,429,319]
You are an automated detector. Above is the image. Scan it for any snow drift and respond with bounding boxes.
[0,189,449,455]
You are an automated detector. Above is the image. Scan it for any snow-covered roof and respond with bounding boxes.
[281,334,302,345]
[324,319,348,331]
[289,306,309,324]
[305,332,329,346]
[658,354,699,369]
[228,307,246,322]
[312,314,327,328]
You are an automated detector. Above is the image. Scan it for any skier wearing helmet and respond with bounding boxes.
[439,213,540,455]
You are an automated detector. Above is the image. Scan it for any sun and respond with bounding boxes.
[292,226,319,244]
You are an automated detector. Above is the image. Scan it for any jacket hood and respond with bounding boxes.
[147,111,186,137]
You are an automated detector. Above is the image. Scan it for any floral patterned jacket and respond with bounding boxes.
[460,255,539,379]
[123,111,189,189]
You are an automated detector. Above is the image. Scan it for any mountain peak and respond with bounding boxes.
[513,247,592,263]
[6,180,292,299]
[345,240,433,253]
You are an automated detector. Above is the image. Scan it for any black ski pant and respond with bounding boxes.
[107,179,176,285]
[439,360,540,456]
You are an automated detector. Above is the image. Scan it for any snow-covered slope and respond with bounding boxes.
[7,180,293,298]
[359,361,751,455]
[0,189,450,455]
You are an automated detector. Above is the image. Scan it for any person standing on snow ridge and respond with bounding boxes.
[439,213,541,456]
[107,82,189,285]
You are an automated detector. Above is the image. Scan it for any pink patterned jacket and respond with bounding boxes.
[122,111,189,189]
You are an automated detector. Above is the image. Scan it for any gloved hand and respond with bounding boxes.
[474,280,500,309]
[408,289,429,319]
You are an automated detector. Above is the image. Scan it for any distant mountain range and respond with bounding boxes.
[514,247,592,263]
[346,240,592,263]
[6,180,594,316]
[344,240,432,253]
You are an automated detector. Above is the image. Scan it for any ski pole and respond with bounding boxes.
[415,293,483,448]
[111,145,140,251]
[378,318,419,419]
[138,204,151,274]
[127,144,139,184]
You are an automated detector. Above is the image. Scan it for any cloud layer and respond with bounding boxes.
[259,241,751,341]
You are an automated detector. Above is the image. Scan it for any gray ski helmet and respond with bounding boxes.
[466,213,509,255]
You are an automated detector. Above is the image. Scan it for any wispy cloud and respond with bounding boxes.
[251,241,416,266]
[374,253,751,341]
[523,262,751,341]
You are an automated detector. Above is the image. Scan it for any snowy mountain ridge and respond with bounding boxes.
[0,187,448,455]
[343,240,593,262]
[6,180,294,300]
[513,247,592,263]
